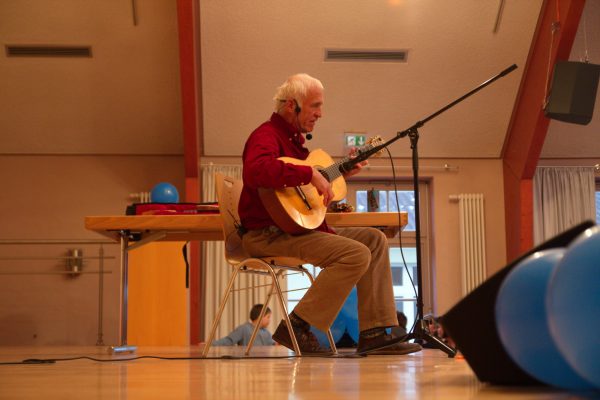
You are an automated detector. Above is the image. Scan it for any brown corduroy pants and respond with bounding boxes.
[242,226,398,332]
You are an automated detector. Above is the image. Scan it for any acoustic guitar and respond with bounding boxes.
[259,136,384,234]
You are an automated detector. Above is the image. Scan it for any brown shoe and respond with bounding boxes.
[356,333,405,355]
[365,341,422,355]
[272,320,331,355]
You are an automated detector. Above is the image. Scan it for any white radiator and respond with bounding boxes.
[129,191,151,203]
[450,193,487,295]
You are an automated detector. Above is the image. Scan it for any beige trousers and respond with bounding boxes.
[242,226,398,332]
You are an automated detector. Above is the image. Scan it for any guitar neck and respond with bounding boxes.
[319,142,383,181]
[320,159,347,182]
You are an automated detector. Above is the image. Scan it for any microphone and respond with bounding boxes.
[306,133,312,140]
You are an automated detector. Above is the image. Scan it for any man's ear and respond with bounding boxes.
[285,98,296,113]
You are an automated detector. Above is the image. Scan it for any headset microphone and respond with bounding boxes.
[292,99,308,138]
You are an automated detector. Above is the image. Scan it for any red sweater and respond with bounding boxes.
[239,113,331,233]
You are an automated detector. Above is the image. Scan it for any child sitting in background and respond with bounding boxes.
[212,304,275,346]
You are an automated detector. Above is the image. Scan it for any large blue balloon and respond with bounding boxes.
[495,248,593,390]
[150,182,179,203]
[547,226,600,389]
[310,316,346,348]
[312,287,360,347]
[338,287,359,342]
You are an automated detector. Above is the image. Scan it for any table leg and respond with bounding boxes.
[109,233,137,354]
[120,234,129,345]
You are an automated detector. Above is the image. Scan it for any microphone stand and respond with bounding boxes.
[341,64,518,357]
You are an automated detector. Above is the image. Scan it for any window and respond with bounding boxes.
[286,265,319,313]
[349,180,432,327]
[390,247,418,325]
[595,177,600,224]
[286,179,433,331]
[356,190,416,230]
[596,190,600,224]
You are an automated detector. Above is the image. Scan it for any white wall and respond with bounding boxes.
[199,0,542,158]
[0,155,184,345]
[0,0,185,345]
[0,0,182,154]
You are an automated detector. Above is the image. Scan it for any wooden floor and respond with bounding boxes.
[0,346,590,399]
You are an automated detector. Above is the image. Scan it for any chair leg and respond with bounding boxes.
[270,268,302,355]
[245,265,301,355]
[324,329,339,355]
[201,266,241,357]
[244,300,272,356]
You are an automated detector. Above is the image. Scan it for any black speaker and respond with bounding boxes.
[439,220,595,386]
[544,61,600,125]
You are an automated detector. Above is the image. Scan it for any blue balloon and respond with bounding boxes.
[495,249,593,390]
[312,287,360,347]
[311,317,346,348]
[547,226,600,390]
[338,287,359,343]
[150,182,179,203]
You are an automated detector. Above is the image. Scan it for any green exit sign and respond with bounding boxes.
[344,133,367,147]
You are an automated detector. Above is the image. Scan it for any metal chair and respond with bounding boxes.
[201,173,338,357]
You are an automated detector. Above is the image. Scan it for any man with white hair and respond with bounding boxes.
[238,73,420,356]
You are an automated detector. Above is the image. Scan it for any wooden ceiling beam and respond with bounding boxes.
[502,0,585,260]
[176,0,202,345]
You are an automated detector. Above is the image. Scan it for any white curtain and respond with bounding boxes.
[201,164,285,341]
[533,166,596,244]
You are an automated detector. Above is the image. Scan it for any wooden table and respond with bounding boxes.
[85,212,407,242]
[85,212,407,349]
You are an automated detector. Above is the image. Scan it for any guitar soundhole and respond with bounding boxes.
[318,168,330,182]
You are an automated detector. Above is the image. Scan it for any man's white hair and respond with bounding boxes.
[273,73,323,112]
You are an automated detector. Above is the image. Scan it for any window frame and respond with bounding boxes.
[345,177,434,319]
[595,178,600,224]
[286,177,435,322]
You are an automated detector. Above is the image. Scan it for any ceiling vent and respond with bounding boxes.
[5,45,92,57]
[325,49,408,62]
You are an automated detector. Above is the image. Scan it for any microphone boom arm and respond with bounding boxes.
[338,64,518,174]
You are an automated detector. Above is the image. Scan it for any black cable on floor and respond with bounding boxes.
[0,351,366,365]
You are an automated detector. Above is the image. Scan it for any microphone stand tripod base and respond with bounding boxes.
[405,320,457,358]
